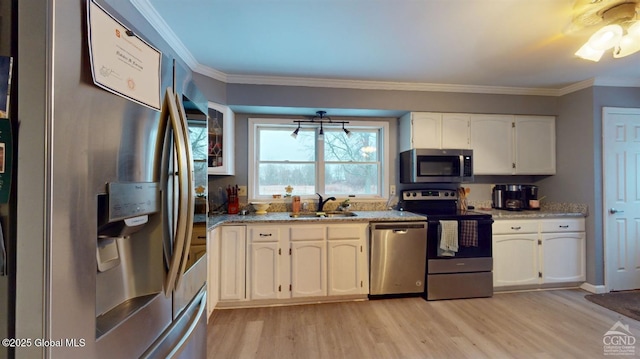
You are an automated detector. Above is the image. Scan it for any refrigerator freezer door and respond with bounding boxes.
[141,286,206,359]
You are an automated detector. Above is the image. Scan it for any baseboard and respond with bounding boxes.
[580,282,607,294]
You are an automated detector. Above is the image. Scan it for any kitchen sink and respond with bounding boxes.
[289,211,357,218]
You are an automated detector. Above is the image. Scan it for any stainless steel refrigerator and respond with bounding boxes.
[9,1,209,358]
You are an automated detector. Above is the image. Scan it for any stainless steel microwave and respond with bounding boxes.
[400,149,473,183]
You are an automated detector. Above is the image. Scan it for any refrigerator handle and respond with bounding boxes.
[173,90,195,290]
[162,88,190,296]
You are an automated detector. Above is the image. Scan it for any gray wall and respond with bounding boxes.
[207,79,640,288]
[226,83,558,115]
[538,88,598,283]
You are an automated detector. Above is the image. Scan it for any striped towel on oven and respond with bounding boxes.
[460,220,478,247]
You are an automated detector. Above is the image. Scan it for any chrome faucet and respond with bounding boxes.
[316,193,336,212]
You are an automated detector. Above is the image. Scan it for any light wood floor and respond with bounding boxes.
[207,289,640,358]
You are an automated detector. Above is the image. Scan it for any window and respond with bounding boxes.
[248,118,389,200]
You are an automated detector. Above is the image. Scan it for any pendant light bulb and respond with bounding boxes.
[342,123,352,137]
[291,124,300,139]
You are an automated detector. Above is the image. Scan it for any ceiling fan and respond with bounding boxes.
[571,0,640,61]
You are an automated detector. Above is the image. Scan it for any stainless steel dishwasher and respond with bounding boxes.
[370,222,428,295]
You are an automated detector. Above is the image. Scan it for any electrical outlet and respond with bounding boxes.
[390,185,396,196]
[237,185,247,196]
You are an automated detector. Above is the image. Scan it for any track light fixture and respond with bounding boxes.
[290,111,351,139]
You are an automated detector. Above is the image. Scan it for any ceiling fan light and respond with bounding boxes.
[587,24,623,51]
[613,35,640,58]
[575,43,605,61]
[627,21,640,39]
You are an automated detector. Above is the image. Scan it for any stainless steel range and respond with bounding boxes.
[399,189,494,300]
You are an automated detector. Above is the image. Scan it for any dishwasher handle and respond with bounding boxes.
[371,222,427,231]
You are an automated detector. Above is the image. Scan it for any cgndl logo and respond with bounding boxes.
[603,321,636,356]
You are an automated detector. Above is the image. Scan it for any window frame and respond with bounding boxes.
[248,117,390,202]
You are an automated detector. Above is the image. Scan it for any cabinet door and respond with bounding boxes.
[207,102,235,175]
[441,113,471,149]
[410,112,442,149]
[248,242,280,300]
[541,232,585,283]
[327,240,361,296]
[493,234,539,287]
[470,115,514,175]
[207,227,220,321]
[219,226,246,301]
[514,116,556,174]
[291,240,327,297]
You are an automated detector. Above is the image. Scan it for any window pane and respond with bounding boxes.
[258,163,316,195]
[188,122,208,161]
[325,163,379,195]
[324,130,378,162]
[259,128,315,161]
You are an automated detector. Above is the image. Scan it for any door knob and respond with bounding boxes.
[609,208,625,214]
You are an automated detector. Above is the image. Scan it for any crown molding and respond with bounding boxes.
[220,73,559,96]
[557,78,596,96]
[130,0,199,69]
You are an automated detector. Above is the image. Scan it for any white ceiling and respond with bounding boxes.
[137,0,640,95]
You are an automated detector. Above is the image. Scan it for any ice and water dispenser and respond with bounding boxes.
[95,182,163,337]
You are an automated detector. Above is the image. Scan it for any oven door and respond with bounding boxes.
[426,218,492,259]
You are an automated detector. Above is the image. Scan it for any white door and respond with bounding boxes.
[411,112,442,149]
[219,226,246,301]
[541,232,585,283]
[291,241,327,297]
[493,234,540,287]
[327,240,360,295]
[514,116,556,174]
[603,107,640,291]
[442,113,471,149]
[249,242,280,300]
[470,114,514,174]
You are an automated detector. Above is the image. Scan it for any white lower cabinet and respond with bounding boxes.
[242,222,368,304]
[207,226,220,321]
[541,231,586,283]
[219,225,246,301]
[327,225,368,296]
[493,233,540,287]
[291,240,327,297]
[493,218,585,289]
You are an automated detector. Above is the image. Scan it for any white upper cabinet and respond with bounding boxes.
[207,102,235,175]
[399,112,442,151]
[399,112,556,175]
[470,114,514,175]
[514,116,556,174]
[441,113,471,149]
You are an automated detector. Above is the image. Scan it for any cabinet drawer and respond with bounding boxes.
[249,226,280,242]
[540,218,585,233]
[290,226,325,241]
[493,220,539,234]
[327,226,362,240]
[191,224,207,245]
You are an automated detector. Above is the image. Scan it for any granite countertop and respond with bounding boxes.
[473,208,587,219]
[207,210,427,230]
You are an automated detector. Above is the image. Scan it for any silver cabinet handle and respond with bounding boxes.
[609,208,625,214]
[259,233,272,237]
[511,226,521,230]
[559,225,569,229]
